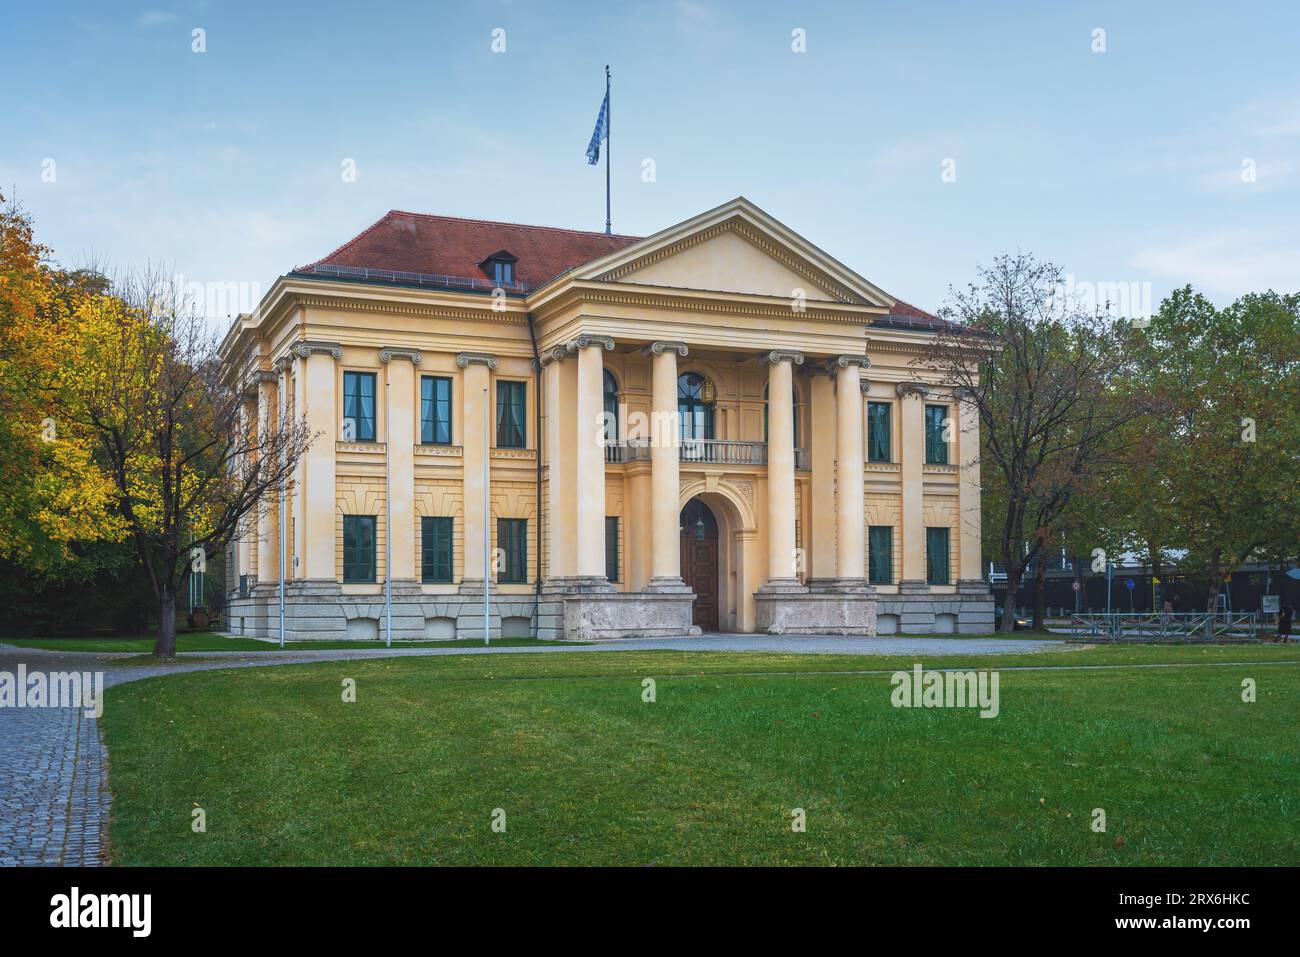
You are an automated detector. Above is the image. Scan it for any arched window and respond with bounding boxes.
[763,382,801,447]
[603,370,620,441]
[677,373,715,441]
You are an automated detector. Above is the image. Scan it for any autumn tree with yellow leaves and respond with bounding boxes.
[1,196,311,655]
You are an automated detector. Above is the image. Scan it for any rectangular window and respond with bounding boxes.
[421,376,452,445]
[493,261,513,285]
[868,525,893,584]
[343,371,377,442]
[605,517,620,582]
[498,518,527,583]
[343,515,376,583]
[867,402,891,462]
[924,404,949,465]
[926,526,951,585]
[421,516,454,584]
[496,380,526,449]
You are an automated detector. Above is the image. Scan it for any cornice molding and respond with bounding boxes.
[642,340,690,358]
[456,352,499,369]
[295,294,527,325]
[379,347,423,364]
[566,334,616,353]
[535,284,880,325]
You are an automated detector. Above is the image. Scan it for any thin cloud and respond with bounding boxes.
[1130,228,1300,299]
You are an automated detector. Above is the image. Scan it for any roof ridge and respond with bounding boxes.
[386,209,642,241]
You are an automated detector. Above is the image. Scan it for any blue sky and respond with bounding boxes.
[3,0,1298,320]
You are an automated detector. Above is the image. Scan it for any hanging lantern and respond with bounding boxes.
[699,377,716,404]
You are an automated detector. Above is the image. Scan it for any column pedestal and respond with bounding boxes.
[537,578,696,641]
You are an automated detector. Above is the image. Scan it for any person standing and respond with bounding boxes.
[1277,604,1293,643]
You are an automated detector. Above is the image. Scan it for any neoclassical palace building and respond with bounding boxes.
[220,198,994,640]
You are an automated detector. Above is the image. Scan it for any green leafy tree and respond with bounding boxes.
[1126,288,1300,610]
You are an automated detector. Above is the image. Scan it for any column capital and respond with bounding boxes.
[642,340,689,358]
[765,349,805,366]
[859,378,874,395]
[290,340,343,360]
[379,346,423,364]
[456,351,499,369]
[829,354,871,370]
[895,381,927,399]
[273,354,294,373]
[566,334,616,353]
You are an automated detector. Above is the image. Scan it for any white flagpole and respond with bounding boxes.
[278,368,287,649]
[604,65,612,235]
[483,385,491,645]
[385,381,393,647]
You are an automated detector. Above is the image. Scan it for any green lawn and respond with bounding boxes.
[1,633,573,653]
[101,643,1299,865]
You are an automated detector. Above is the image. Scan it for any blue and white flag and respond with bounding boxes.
[586,91,609,165]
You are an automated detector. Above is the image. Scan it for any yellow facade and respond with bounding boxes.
[220,198,993,640]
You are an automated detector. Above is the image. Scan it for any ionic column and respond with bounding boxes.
[237,390,257,583]
[543,348,577,579]
[568,335,615,582]
[956,391,983,583]
[380,348,421,583]
[764,350,803,586]
[833,356,871,585]
[645,341,690,591]
[898,382,926,584]
[295,341,341,582]
[253,370,280,585]
[806,368,837,582]
[457,352,497,589]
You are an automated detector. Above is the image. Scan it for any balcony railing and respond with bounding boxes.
[604,440,809,468]
[682,439,767,465]
[605,441,651,464]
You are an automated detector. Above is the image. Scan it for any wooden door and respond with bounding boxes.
[680,500,720,631]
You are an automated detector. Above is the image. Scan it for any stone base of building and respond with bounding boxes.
[537,577,699,641]
[754,579,879,636]
[873,579,997,635]
[224,579,541,642]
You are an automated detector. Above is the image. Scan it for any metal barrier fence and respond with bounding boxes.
[1069,612,1259,642]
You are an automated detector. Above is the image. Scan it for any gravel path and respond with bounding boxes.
[0,633,1065,866]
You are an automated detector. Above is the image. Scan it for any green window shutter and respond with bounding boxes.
[421,377,452,445]
[421,517,453,583]
[926,527,950,585]
[496,381,526,448]
[498,518,527,583]
[868,402,891,462]
[605,517,619,582]
[868,525,893,584]
[343,516,376,583]
[924,404,948,465]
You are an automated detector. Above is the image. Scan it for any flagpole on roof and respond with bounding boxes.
[604,65,612,235]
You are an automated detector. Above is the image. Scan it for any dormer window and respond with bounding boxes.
[480,250,518,286]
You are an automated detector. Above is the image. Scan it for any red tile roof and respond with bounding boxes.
[297,210,642,289]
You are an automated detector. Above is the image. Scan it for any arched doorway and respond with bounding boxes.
[680,499,719,631]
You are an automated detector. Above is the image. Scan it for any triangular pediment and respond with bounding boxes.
[570,198,896,308]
